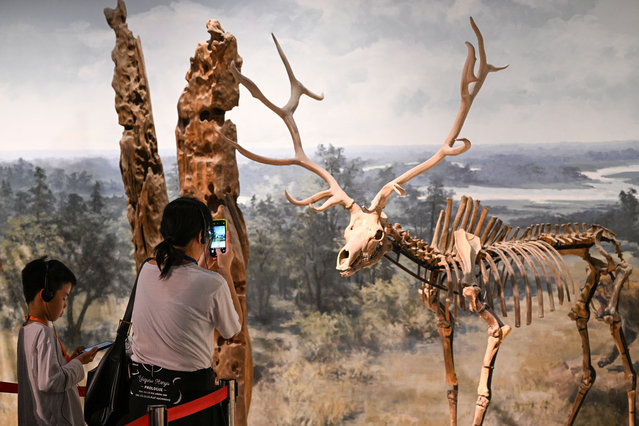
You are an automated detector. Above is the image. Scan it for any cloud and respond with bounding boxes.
[0,15,118,153]
[0,78,118,152]
[0,0,637,158]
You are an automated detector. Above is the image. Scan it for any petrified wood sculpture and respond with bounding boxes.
[105,2,252,424]
[222,18,636,426]
[105,0,168,268]
[175,19,253,425]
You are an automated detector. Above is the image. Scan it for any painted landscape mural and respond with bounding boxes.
[1,0,638,425]
[1,141,637,424]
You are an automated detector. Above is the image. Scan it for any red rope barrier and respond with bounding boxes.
[126,385,228,426]
[0,381,18,394]
[0,381,86,396]
[1,381,227,425]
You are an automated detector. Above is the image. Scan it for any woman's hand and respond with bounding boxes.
[216,235,235,274]
[199,230,235,273]
[213,233,243,326]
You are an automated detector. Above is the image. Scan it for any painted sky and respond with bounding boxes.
[0,0,638,159]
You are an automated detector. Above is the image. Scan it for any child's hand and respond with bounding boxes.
[70,346,85,359]
[74,347,98,365]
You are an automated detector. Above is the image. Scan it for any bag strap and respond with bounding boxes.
[117,257,154,337]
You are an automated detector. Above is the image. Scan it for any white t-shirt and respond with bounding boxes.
[130,262,241,372]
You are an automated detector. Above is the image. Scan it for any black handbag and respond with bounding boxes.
[84,258,151,426]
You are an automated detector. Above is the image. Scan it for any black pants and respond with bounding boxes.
[119,361,227,425]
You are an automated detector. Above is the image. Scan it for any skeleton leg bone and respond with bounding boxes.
[438,314,459,426]
[588,241,636,424]
[600,260,636,425]
[463,286,511,425]
[603,260,632,323]
[565,266,599,426]
[608,316,638,426]
[598,323,637,368]
[454,229,511,424]
[421,282,459,426]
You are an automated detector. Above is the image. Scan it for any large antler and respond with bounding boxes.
[226,34,356,212]
[367,17,507,213]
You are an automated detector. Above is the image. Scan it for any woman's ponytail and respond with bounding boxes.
[154,239,186,278]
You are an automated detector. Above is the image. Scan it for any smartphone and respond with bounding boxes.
[82,341,113,353]
[209,219,227,257]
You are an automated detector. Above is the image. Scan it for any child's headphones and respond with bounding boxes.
[41,260,54,302]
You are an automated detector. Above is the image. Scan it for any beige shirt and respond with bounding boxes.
[130,262,241,371]
[17,322,85,426]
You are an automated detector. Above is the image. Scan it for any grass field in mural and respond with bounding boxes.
[246,260,639,426]
[0,141,637,425]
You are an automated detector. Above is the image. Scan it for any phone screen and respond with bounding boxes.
[83,341,113,353]
[209,219,227,257]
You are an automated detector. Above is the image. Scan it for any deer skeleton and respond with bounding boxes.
[219,17,636,426]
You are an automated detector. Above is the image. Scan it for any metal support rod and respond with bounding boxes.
[220,378,237,426]
[147,404,167,426]
[383,252,461,295]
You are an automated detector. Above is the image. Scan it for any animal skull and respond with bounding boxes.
[336,205,392,277]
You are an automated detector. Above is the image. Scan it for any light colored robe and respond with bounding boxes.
[17,322,85,425]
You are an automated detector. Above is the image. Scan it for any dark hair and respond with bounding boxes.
[22,256,77,303]
[155,197,212,278]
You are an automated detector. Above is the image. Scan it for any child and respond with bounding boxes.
[17,257,98,425]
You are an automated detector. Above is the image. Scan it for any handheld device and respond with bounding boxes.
[82,341,113,353]
[209,219,227,257]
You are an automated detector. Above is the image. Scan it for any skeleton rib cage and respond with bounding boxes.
[384,194,627,328]
[383,194,636,425]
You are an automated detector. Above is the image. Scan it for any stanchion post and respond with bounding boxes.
[147,404,168,426]
[219,378,236,426]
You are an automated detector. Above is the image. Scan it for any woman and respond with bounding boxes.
[124,197,242,425]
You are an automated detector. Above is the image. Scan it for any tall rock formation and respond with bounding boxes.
[175,19,252,425]
[105,0,168,268]
[106,2,253,423]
